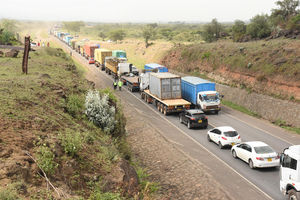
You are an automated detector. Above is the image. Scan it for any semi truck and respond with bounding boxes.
[83,43,99,62]
[181,76,221,114]
[104,57,126,78]
[94,49,112,70]
[280,145,300,200]
[144,63,168,73]
[121,75,140,92]
[141,72,191,115]
[118,63,139,77]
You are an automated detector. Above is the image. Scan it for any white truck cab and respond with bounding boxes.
[280,145,300,200]
[139,73,150,91]
[197,91,221,114]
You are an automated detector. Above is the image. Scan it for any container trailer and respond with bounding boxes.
[112,50,127,61]
[83,43,99,60]
[141,72,190,115]
[94,49,112,70]
[181,76,221,114]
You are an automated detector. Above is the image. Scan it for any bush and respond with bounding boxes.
[0,187,20,200]
[246,15,271,39]
[287,13,300,31]
[37,146,58,175]
[85,90,116,134]
[89,191,123,200]
[66,94,84,118]
[59,129,83,157]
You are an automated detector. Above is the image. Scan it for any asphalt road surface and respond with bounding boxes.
[55,36,300,200]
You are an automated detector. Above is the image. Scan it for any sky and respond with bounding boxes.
[0,0,278,23]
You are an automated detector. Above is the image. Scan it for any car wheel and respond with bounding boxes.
[232,150,237,158]
[187,121,191,129]
[218,142,223,149]
[288,189,298,200]
[179,116,183,124]
[207,134,212,142]
[249,159,255,169]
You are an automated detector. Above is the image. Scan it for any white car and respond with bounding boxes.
[231,141,280,169]
[207,126,241,149]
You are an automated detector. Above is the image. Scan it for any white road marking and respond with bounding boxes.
[56,38,273,200]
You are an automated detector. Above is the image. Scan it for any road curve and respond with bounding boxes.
[54,36,300,200]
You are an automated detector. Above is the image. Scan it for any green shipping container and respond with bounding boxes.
[112,50,127,59]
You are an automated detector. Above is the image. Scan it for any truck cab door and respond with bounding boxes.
[281,154,298,184]
[197,94,204,109]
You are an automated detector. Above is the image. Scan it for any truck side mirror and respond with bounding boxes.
[280,153,284,164]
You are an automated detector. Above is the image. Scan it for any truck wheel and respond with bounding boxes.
[157,102,160,110]
[141,93,144,100]
[163,106,168,115]
[215,111,219,115]
[187,121,191,129]
[288,189,298,200]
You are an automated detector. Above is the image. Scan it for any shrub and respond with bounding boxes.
[85,90,116,134]
[0,187,20,200]
[37,146,58,175]
[66,94,84,118]
[89,191,123,200]
[59,129,83,157]
[246,14,271,39]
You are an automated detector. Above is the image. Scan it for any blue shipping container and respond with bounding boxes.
[144,63,168,73]
[181,76,216,105]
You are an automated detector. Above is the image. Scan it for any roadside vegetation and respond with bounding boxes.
[0,47,157,199]
[0,19,20,45]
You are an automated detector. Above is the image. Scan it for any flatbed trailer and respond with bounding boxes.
[141,89,191,115]
[121,76,140,92]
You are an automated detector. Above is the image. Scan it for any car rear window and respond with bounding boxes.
[223,131,238,137]
[192,113,205,118]
[254,146,274,154]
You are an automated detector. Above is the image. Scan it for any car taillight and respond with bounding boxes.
[238,136,240,139]
[190,117,196,120]
[256,157,264,161]
[276,154,280,159]
[221,137,227,140]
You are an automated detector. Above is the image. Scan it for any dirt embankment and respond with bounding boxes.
[161,39,300,101]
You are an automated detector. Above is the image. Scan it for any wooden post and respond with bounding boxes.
[22,36,30,74]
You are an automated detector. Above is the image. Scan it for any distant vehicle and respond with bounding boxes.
[179,109,208,129]
[207,126,241,149]
[94,49,112,70]
[88,58,95,64]
[30,42,37,47]
[144,63,168,73]
[181,76,222,114]
[231,141,280,169]
[280,145,300,200]
[118,63,139,77]
[121,75,140,92]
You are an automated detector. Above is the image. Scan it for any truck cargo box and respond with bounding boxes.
[144,63,168,73]
[181,76,216,105]
[149,72,181,100]
[84,44,99,58]
[94,49,112,65]
[112,50,127,59]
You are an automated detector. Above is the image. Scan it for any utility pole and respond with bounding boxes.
[22,36,30,74]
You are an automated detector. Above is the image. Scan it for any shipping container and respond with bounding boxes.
[94,49,112,69]
[84,43,99,59]
[149,72,181,100]
[112,50,127,59]
[181,76,215,105]
[144,63,168,73]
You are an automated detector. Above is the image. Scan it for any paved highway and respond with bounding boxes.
[55,37,300,200]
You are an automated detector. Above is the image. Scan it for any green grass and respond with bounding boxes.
[221,100,261,118]
[273,119,300,135]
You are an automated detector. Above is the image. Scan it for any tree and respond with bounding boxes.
[232,20,247,41]
[142,23,157,47]
[98,31,106,41]
[246,14,271,39]
[271,0,300,28]
[108,30,126,41]
[0,30,15,45]
[63,21,84,34]
[0,19,17,34]
[201,18,223,42]
[159,28,174,41]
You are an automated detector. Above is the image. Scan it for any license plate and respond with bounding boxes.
[198,120,202,123]
[177,108,182,111]
[268,158,272,162]
[231,143,235,146]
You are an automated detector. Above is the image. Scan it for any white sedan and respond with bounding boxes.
[207,126,241,149]
[231,141,280,169]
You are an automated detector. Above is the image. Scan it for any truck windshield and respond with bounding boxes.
[203,95,219,101]
[254,146,274,154]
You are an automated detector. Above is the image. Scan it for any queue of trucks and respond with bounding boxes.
[53,30,300,200]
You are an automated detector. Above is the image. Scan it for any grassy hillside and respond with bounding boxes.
[161,38,300,101]
[0,47,153,199]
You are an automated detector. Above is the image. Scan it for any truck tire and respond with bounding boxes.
[163,106,168,115]
[288,189,299,200]
[215,110,219,115]
[157,102,160,110]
